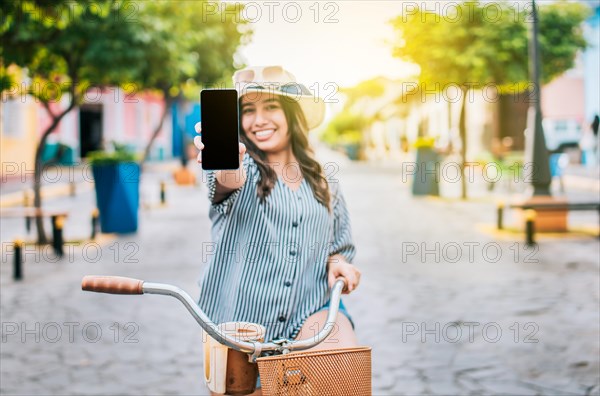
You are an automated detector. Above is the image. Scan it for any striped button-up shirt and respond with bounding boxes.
[198,153,356,341]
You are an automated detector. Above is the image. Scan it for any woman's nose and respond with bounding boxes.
[253,109,268,126]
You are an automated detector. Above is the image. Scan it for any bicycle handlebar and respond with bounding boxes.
[82,276,144,294]
[81,275,347,357]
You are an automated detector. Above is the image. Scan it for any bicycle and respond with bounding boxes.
[81,275,371,396]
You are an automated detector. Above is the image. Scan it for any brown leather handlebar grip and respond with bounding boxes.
[82,276,144,294]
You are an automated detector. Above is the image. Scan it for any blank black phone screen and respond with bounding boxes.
[200,89,240,170]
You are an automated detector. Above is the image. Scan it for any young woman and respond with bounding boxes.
[194,66,361,392]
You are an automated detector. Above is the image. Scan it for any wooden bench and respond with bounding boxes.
[2,208,101,281]
[497,201,600,243]
[0,208,69,218]
[509,202,600,211]
[0,208,69,254]
[0,208,68,231]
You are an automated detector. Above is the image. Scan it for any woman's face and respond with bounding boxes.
[241,94,290,154]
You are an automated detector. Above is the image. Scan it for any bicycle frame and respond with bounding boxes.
[81,275,346,359]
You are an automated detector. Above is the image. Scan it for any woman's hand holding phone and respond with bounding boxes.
[194,122,247,195]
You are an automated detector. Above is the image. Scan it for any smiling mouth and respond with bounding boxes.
[254,129,275,140]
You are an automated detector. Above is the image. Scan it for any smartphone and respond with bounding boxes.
[200,89,240,170]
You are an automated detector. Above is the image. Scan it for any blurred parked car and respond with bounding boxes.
[543,118,582,153]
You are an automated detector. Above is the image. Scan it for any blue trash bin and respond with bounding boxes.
[92,162,140,233]
[549,153,568,177]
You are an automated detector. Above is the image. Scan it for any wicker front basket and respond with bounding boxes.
[256,346,371,396]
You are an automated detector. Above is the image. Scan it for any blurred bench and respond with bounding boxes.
[497,201,600,243]
[0,208,68,255]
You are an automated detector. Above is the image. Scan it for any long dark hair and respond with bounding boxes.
[239,97,331,211]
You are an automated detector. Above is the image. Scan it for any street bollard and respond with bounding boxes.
[24,191,32,233]
[52,215,65,258]
[160,181,166,205]
[497,201,505,230]
[13,239,23,281]
[91,208,99,240]
[23,190,32,207]
[69,181,76,196]
[525,209,536,246]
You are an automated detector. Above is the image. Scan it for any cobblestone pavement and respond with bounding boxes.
[1,158,599,396]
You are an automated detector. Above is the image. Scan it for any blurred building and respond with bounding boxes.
[583,4,600,123]
[341,77,493,162]
[1,86,172,178]
[346,3,600,164]
[498,2,599,156]
[334,3,599,163]
[540,56,586,153]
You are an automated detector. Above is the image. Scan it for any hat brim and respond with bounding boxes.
[239,89,325,130]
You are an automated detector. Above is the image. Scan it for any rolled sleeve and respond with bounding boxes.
[328,182,356,263]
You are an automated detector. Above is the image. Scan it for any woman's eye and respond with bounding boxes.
[242,108,254,114]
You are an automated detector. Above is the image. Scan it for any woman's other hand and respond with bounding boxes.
[327,254,361,294]
[194,122,246,165]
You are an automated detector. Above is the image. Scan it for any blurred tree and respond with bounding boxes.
[1,0,149,243]
[390,0,588,199]
[1,0,248,243]
[321,77,387,158]
[321,110,367,146]
[134,1,249,163]
[342,78,386,107]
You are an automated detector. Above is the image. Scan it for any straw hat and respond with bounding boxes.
[233,65,325,130]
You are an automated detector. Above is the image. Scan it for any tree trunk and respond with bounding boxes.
[141,91,172,165]
[447,100,453,154]
[459,87,468,200]
[34,100,77,244]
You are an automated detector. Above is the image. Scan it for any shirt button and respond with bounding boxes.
[284,281,292,287]
[289,250,296,256]
[292,221,299,227]
[278,316,286,322]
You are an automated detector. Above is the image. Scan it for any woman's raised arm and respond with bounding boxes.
[194,122,247,201]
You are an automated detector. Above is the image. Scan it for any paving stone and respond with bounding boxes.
[426,379,465,396]
[1,158,598,395]
[388,377,426,395]
[587,384,600,396]
[373,371,397,391]
[477,380,541,396]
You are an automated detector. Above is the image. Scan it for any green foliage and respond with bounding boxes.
[321,77,392,150]
[129,1,250,99]
[342,79,386,101]
[390,0,589,89]
[0,67,15,92]
[1,1,250,102]
[1,0,150,102]
[87,142,138,165]
[388,1,587,198]
[538,2,589,82]
[475,151,525,179]
[321,111,367,146]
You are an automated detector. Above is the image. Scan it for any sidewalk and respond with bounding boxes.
[0,160,184,207]
[1,158,599,395]
[563,164,600,193]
